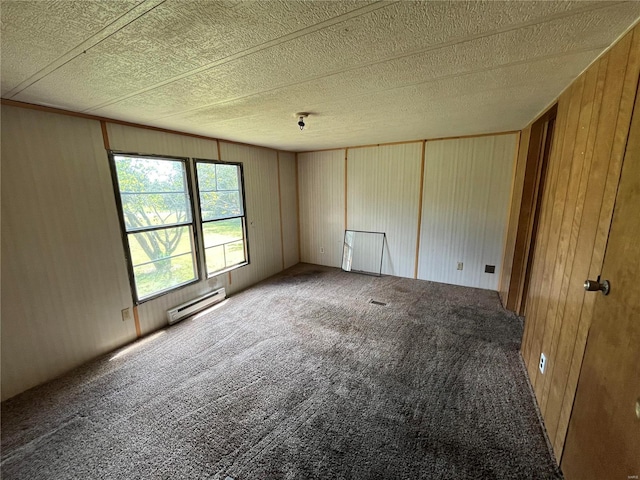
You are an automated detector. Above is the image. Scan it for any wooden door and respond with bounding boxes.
[560,87,640,479]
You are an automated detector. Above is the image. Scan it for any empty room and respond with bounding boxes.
[1,1,639,479]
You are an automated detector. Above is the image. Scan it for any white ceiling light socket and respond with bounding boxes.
[296,112,309,131]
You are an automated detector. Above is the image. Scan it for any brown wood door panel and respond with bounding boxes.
[519,24,640,462]
[553,29,640,456]
[561,72,640,480]
[538,61,602,426]
[543,34,635,452]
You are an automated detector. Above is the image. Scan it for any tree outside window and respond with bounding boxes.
[112,154,198,301]
[195,160,248,276]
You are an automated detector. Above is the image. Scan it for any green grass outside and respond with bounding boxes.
[129,216,245,299]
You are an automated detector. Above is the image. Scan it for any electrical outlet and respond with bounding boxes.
[121,308,131,322]
[457,262,463,271]
[539,353,546,374]
[320,247,325,254]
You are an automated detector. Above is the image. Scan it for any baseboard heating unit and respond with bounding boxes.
[166,288,226,325]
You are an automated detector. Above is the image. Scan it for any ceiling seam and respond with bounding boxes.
[178,45,608,128]
[4,0,168,99]
[81,1,396,112]
[109,0,626,121]
[84,0,621,115]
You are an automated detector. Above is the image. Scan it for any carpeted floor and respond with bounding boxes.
[1,264,562,479]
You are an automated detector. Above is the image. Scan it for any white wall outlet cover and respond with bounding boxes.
[539,353,546,374]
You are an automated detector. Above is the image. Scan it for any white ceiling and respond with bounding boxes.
[2,1,639,151]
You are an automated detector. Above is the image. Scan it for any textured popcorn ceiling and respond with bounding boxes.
[2,1,639,151]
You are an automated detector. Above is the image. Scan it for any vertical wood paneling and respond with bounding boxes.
[522,90,570,382]
[278,151,299,269]
[347,143,423,278]
[106,123,218,160]
[107,123,227,333]
[561,85,640,479]
[519,24,640,461]
[538,55,606,440]
[1,106,133,400]
[500,106,557,316]
[525,76,586,391]
[418,134,518,290]
[552,28,640,457]
[499,127,530,306]
[298,150,345,267]
[105,126,289,333]
[219,142,282,293]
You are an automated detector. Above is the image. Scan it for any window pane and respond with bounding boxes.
[205,245,226,274]
[115,156,191,230]
[196,160,247,277]
[204,242,246,275]
[203,219,246,274]
[196,162,217,191]
[120,192,191,230]
[216,164,239,190]
[200,191,242,221]
[127,227,196,300]
[203,218,243,248]
[133,252,197,300]
[128,226,194,267]
[225,240,246,266]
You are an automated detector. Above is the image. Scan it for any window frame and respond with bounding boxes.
[194,158,250,278]
[108,151,202,304]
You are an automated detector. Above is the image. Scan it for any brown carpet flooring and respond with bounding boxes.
[1,263,562,479]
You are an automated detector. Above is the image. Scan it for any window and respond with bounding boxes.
[195,160,248,276]
[110,154,198,303]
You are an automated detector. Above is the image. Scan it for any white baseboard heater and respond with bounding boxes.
[166,288,226,325]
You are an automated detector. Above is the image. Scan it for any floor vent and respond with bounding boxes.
[369,299,387,306]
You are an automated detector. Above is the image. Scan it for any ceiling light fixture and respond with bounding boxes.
[296,112,309,131]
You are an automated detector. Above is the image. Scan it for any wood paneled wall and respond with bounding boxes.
[219,142,282,293]
[499,126,531,307]
[1,107,299,400]
[499,107,556,313]
[418,135,517,290]
[1,107,134,400]
[278,151,300,270]
[298,150,346,267]
[520,25,640,460]
[298,134,518,290]
[347,143,423,278]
